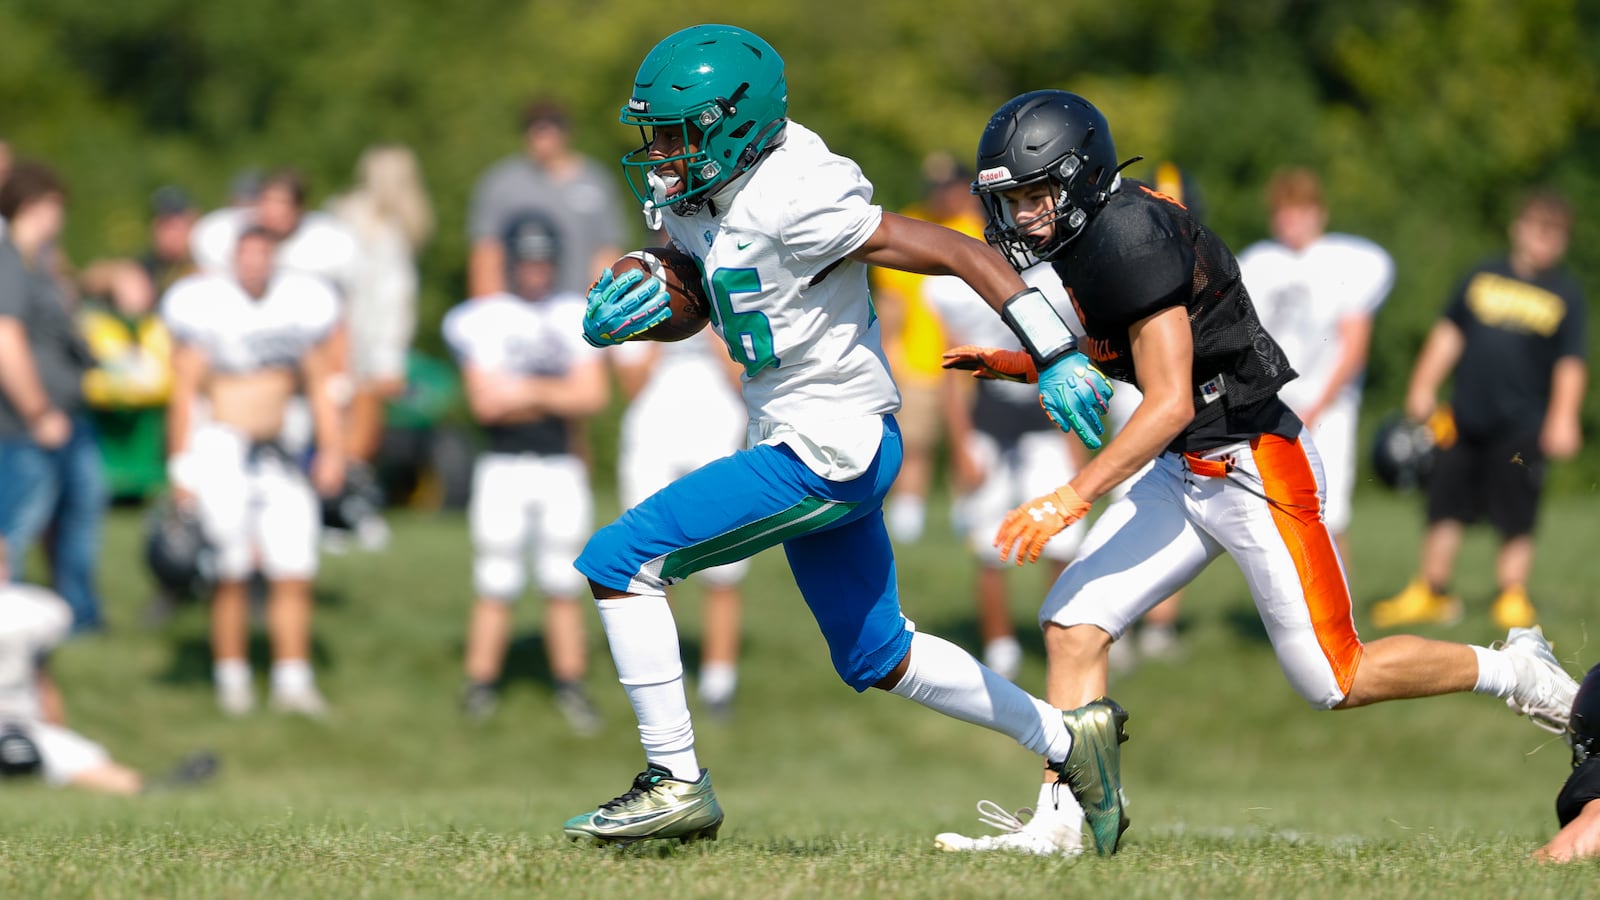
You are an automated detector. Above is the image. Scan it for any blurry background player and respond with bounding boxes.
[927,263,1087,682]
[328,145,434,502]
[0,537,216,793]
[870,153,983,542]
[466,99,625,300]
[610,286,749,718]
[442,214,608,731]
[1238,167,1394,564]
[163,225,346,717]
[1373,190,1587,631]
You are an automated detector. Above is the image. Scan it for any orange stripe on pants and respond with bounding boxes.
[1251,434,1364,696]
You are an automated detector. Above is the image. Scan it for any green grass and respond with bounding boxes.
[3,488,1598,898]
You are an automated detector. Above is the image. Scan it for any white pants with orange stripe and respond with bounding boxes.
[1039,429,1364,709]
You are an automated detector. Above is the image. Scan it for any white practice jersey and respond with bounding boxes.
[1237,234,1393,413]
[191,208,361,297]
[161,271,340,374]
[658,121,897,480]
[442,291,597,378]
[0,584,72,721]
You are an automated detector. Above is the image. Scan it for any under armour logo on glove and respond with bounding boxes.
[996,484,1091,565]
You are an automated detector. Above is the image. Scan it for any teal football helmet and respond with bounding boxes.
[620,24,789,216]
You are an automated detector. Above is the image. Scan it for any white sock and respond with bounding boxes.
[270,659,314,695]
[1034,779,1086,831]
[597,595,699,781]
[1471,644,1518,699]
[888,631,1072,761]
[983,636,1023,682]
[698,661,738,705]
[214,658,251,691]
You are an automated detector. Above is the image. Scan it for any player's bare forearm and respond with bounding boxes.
[1405,320,1464,421]
[303,339,347,461]
[848,213,1027,311]
[1548,356,1587,426]
[531,360,608,419]
[1070,306,1194,502]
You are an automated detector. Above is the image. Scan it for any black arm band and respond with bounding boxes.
[1000,287,1079,370]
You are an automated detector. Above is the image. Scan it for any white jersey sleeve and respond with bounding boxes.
[779,153,883,266]
[161,272,339,373]
[443,293,599,377]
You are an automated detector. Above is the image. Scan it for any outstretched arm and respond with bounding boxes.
[847,213,1027,311]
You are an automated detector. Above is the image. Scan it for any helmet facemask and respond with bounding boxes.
[976,151,1095,271]
[622,104,731,217]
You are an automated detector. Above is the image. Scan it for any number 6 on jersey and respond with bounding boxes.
[709,268,778,376]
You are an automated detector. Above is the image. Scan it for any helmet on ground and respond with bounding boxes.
[1370,409,1454,491]
[619,24,789,216]
[1570,663,1600,766]
[0,727,42,779]
[144,497,216,597]
[972,90,1125,269]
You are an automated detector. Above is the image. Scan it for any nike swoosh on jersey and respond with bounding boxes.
[736,239,753,250]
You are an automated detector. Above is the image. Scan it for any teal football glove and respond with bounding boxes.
[582,267,670,347]
[1038,353,1113,449]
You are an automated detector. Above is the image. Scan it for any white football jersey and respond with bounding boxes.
[1238,233,1394,413]
[161,271,340,374]
[658,121,898,479]
[442,291,597,378]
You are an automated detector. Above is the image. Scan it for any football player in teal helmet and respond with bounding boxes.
[618,24,789,217]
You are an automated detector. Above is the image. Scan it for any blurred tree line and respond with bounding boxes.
[3,0,1597,489]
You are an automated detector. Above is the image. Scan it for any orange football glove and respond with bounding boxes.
[940,345,1038,384]
[995,484,1090,565]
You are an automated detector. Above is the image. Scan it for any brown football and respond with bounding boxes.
[609,247,711,342]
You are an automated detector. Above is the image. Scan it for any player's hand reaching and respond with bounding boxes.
[995,484,1090,565]
[582,267,670,347]
[941,345,1038,383]
[1038,353,1112,449]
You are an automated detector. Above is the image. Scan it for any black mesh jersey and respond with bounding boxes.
[1049,180,1300,452]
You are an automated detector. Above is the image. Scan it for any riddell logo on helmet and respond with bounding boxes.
[628,98,649,113]
[977,167,1012,186]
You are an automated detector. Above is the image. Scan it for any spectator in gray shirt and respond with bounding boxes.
[0,161,107,633]
[467,99,625,298]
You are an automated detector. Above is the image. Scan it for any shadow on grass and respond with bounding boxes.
[158,633,337,685]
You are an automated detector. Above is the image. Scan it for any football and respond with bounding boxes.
[610,247,711,342]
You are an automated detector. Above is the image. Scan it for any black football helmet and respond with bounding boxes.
[1370,410,1455,491]
[1570,663,1600,766]
[144,497,216,597]
[972,90,1131,269]
[0,726,42,779]
[503,212,562,267]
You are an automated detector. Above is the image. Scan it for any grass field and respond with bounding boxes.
[2,488,1597,898]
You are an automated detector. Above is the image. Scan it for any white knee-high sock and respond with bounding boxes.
[596,595,699,781]
[888,631,1073,762]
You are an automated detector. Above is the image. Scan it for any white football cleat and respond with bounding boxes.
[934,800,1084,857]
[1499,626,1578,733]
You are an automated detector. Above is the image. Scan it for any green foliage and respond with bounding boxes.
[5,0,1597,485]
[1,494,1596,897]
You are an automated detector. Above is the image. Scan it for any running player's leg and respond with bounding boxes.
[1216,432,1575,727]
[1040,453,1221,709]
